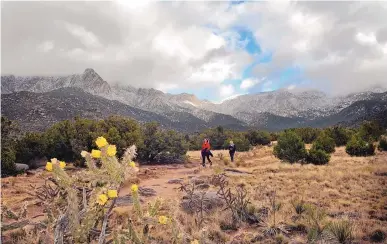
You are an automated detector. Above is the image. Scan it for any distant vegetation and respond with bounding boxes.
[1,115,386,177]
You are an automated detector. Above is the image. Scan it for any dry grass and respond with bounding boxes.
[1,146,386,243]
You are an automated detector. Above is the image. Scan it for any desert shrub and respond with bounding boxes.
[305,205,330,243]
[298,127,322,144]
[1,148,17,177]
[324,126,352,146]
[291,198,307,217]
[223,157,230,166]
[306,149,330,165]
[1,116,19,176]
[246,129,271,146]
[358,121,384,142]
[223,134,250,152]
[328,219,354,244]
[270,132,279,141]
[345,135,375,156]
[15,132,46,168]
[377,136,387,151]
[138,122,188,163]
[369,229,386,243]
[273,131,307,163]
[311,133,336,153]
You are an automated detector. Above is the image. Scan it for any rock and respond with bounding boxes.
[181,191,224,214]
[196,183,210,190]
[167,179,184,184]
[116,195,144,207]
[139,187,157,197]
[15,163,29,171]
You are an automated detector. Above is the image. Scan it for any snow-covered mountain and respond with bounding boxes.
[2,68,387,132]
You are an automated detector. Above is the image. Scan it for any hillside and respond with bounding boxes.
[2,69,387,132]
[1,88,248,132]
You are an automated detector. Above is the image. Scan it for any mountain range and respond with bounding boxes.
[2,68,387,132]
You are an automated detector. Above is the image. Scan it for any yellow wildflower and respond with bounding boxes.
[129,161,136,168]
[80,151,88,158]
[131,184,138,192]
[96,136,108,148]
[107,190,118,199]
[158,215,168,225]
[107,145,117,157]
[59,161,66,169]
[191,240,199,244]
[45,162,53,172]
[91,149,101,158]
[97,194,108,205]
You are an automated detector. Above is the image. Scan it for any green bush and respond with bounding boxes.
[306,149,330,165]
[1,116,19,176]
[1,148,17,177]
[138,122,188,163]
[345,135,375,156]
[15,132,46,168]
[311,133,336,153]
[286,128,321,144]
[378,136,387,151]
[324,126,352,146]
[223,134,251,152]
[273,131,307,163]
[246,130,271,146]
[358,121,384,142]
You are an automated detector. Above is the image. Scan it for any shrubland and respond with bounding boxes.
[2,116,386,176]
[2,125,386,243]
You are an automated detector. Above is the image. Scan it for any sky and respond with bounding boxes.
[2,1,387,102]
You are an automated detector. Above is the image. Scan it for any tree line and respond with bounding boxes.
[2,115,386,177]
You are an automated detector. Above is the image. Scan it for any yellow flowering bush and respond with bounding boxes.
[96,136,108,148]
[45,162,53,172]
[91,149,102,158]
[107,190,118,199]
[38,136,139,243]
[59,161,66,169]
[158,215,168,225]
[97,194,108,205]
[107,145,117,156]
[131,184,139,192]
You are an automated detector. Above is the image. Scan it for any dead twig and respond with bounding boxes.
[98,198,117,244]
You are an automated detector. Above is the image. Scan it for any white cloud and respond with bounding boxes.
[64,22,102,48]
[219,84,235,97]
[37,41,54,52]
[287,84,296,90]
[2,1,387,97]
[356,32,377,46]
[240,77,262,90]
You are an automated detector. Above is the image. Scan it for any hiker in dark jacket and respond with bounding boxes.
[201,138,213,167]
[228,140,236,162]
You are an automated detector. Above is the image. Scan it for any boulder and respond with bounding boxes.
[15,163,29,171]
[139,187,157,197]
[167,179,184,184]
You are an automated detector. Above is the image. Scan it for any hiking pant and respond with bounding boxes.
[201,150,212,166]
[229,151,235,162]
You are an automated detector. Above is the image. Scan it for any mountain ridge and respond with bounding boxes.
[2,69,387,132]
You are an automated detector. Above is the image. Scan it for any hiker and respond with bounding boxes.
[201,138,213,167]
[228,140,236,162]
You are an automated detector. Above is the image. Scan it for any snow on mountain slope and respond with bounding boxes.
[2,68,386,131]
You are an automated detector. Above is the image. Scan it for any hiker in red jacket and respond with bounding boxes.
[201,138,213,167]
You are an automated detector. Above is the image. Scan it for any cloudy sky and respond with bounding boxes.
[2,1,387,102]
